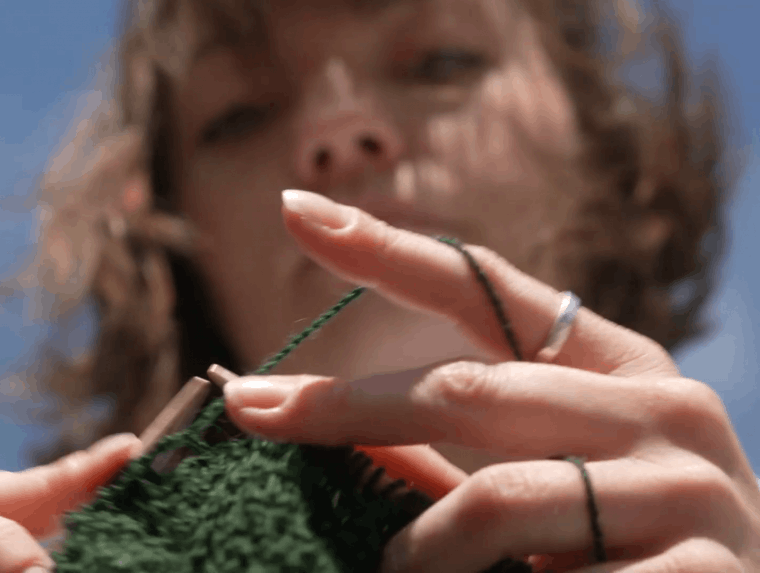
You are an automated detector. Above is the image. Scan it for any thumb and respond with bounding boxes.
[0,516,56,573]
[0,433,142,538]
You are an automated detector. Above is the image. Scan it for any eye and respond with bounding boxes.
[409,49,488,84]
[200,103,277,145]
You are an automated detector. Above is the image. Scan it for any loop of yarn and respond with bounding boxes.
[52,239,532,572]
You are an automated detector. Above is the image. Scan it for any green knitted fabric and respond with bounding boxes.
[52,240,533,573]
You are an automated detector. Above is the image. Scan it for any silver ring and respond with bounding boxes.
[539,291,581,362]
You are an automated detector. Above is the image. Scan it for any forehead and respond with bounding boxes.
[179,0,511,65]
[186,0,414,46]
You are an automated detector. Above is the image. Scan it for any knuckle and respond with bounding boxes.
[55,449,88,475]
[643,378,740,467]
[647,377,730,433]
[667,463,741,533]
[452,466,523,535]
[372,217,407,262]
[45,449,89,489]
[678,463,735,502]
[425,361,499,410]
[666,538,745,573]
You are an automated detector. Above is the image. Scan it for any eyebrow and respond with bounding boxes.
[189,0,420,66]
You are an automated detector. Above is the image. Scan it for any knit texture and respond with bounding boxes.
[53,423,530,572]
[52,240,533,572]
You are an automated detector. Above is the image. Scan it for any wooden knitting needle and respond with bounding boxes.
[206,364,464,500]
[43,377,213,556]
[207,364,237,390]
[137,376,212,458]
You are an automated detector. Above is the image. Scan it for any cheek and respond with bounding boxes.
[421,81,580,279]
[179,133,294,248]
[177,151,300,321]
[493,27,579,159]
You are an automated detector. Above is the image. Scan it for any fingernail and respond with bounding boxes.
[89,433,139,456]
[282,189,355,230]
[23,566,54,573]
[224,379,291,410]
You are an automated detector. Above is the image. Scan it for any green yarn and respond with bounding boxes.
[55,438,423,572]
[254,287,367,375]
[435,237,523,361]
[52,240,532,573]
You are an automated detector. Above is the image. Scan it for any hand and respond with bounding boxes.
[0,433,142,573]
[223,190,760,572]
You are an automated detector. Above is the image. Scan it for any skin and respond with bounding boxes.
[224,190,760,572]
[4,0,759,571]
[174,0,587,386]
[0,433,142,573]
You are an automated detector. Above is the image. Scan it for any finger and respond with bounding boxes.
[0,433,142,538]
[355,445,467,500]
[223,361,668,460]
[211,364,467,499]
[378,459,733,573]
[0,517,56,573]
[281,190,677,377]
[568,538,741,573]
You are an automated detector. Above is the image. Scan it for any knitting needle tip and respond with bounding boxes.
[137,376,212,458]
[207,364,239,389]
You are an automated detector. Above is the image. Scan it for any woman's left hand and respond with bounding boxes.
[223,190,760,573]
[0,433,141,573]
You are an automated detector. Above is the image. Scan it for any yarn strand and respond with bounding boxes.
[53,244,534,573]
[254,286,366,374]
[435,236,523,361]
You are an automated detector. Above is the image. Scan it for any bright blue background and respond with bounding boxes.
[0,0,758,472]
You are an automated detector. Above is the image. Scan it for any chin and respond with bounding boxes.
[285,254,490,379]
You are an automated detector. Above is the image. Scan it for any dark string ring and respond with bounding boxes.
[435,237,607,567]
[564,456,607,564]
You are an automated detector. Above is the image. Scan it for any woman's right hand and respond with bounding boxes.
[222,191,760,572]
[0,433,141,573]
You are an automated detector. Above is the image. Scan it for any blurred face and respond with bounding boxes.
[173,0,587,379]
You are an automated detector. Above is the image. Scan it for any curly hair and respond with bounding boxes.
[27,0,741,465]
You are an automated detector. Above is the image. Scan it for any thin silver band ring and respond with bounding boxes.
[538,291,581,363]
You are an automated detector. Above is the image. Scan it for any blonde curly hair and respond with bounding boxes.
[26,0,742,465]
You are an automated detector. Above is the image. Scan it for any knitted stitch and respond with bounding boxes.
[52,239,532,572]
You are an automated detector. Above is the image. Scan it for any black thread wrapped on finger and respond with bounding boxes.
[52,237,541,572]
[435,237,524,361]
[564,456,607,564]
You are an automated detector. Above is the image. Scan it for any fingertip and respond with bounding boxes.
[88,432,141,460]
[22,565,54,573]
[126,437,146,461]
[281,189,354,231]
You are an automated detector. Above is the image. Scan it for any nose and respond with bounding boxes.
[295,61,403,188]
[296,117,402,187]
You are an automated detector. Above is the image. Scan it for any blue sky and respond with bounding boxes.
[1,0,758,472]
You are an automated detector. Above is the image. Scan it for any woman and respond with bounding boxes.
[3,0,759,571]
